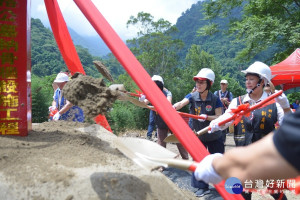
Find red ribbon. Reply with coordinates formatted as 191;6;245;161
44;0;85;75
230;103;251;125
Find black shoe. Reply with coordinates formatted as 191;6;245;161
195;188;210;197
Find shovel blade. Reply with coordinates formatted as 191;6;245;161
163;134;180;143
115;137;177;170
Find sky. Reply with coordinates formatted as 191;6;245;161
31;0;199;40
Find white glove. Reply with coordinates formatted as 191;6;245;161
139;94;146;102
198;114;208;122
275;92;290;109
49;106;56;112
209;122;222;133
209;119;231;133
53;112;61;121
194;153;223;184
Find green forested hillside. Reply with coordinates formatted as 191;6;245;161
173;1;246;83
173;1;281;81
30;0;298;129
69;28;111;57
31;18;100;78
31;18;65;76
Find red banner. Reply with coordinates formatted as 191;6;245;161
0;0;31;136
73;1;242;199
44;0;111;132
44;0;85;75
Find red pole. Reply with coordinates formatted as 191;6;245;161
44;0;112;132
44;0;85;75
73;0;243;199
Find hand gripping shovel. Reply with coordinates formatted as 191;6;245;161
165;90;284;143
109;84;151;109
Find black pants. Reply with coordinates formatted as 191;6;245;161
191;136;225;189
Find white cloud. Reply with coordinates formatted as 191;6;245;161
31;0;199;40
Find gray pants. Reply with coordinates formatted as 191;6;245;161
157;128;189;160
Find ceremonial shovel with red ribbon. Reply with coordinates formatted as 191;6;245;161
164;90;283;143
202;90;283;134
114;86;207;121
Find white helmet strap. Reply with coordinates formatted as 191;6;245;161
247;78;262;94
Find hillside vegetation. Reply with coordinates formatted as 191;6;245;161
31;0;299;131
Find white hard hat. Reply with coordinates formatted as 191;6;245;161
54;73;69;83
220;80;228;84
152;75;164;85
193;68;215;83
241;61;271;84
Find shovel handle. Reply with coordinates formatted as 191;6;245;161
196;126;210;136
126;92;141;97
177;112;206;120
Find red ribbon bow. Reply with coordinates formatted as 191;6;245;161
230;103;251;125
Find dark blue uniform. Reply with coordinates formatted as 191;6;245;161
234;95;278;146
185;91;224;190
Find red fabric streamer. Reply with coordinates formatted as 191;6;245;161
44;0;85;75
73;0;243;199
44;0;112;132
94;115;112;132
230;103;251;125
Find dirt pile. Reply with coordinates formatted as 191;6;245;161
0;121;197;200
63;74;118;118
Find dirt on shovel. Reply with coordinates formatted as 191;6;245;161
63;73;119;118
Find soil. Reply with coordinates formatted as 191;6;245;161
0;123;297;200
0;121;197;200
93;60;114;83
2;75;297;199
63;74;118;118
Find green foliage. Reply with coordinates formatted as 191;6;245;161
101;53;125;79
287;92;300;105
174;1;247;84
127;12;184;77
201;0;300;63
197;23;219;36
31;74;55;122
75;45;99;77
31;18;67;76
115;74;140;93
107;102;148;133
167;45;245;114
31;18;102;78
221;74;246;98
107;74;149;132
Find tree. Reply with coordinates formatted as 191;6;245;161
107;73;149;133
200;0;300;63
31;18;103;78
170;45;245;111
126;12;184;76
31;74;56;122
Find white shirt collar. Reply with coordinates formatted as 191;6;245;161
243;91;268;105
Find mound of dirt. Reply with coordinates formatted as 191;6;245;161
0;121;197;200
63;74;118;118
